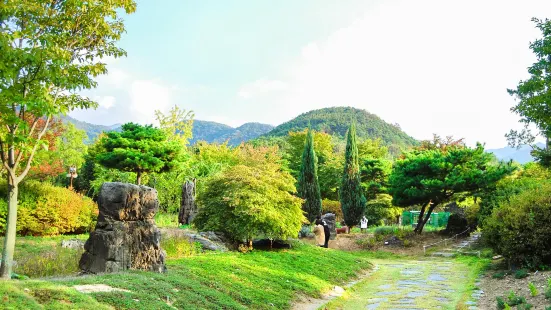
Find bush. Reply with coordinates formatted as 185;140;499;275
365;194;401;226
0;180;98;236
483;183;551;268
515;269;529;279
493;271;507;279
194;161;305;244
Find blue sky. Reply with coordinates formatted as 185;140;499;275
72;0;551;148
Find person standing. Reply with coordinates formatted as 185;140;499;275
317;216;331;248
313;220;325;247
360;216;368;233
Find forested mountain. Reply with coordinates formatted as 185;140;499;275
264;107;418;151
487;143;545;164
62;116;274;146
60;115;119;142
190;121;274;145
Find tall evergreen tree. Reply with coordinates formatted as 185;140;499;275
340;123;366;227
298;130;322;223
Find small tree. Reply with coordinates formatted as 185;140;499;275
389;144;513;233
97;123;184;185
298;130;322;223
339;123;366;227
0;0;135;279
194;149;305;247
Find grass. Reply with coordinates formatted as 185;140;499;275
154;212;180;228
0;234;88;278
1;241;373;309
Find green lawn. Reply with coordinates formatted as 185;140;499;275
1;241;372;309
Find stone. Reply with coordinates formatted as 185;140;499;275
321;213;336;240
161;228;228;252
178;180;197;225
79;182;166;274
61;239;85;250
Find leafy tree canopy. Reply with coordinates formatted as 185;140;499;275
0;0;135;279
97;123;184;185
194;147;305;245
389;144;514;232
507;18;551;166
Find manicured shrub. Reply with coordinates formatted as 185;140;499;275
0;180;98;236
483;183;551;268
161;235;202;259
493;271;507;279
515;269;529;279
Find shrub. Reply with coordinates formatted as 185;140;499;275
194;160;305;244
0;180;98;236
155;213;179;228
483;183;551;267
507;291;526;306
515;269;529;279
496;296;506;310
528;282;538;296
493;271;507;279
365;194;401;226
355;237;377;250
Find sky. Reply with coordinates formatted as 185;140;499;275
70;0;551;149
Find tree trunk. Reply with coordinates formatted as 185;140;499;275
414;203;427;233
417;203;438;233
0;180;18;280
136;171;142;185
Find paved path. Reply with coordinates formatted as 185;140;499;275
324;259;474;310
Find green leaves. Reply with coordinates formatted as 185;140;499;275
96;123;185;184
340;123;366;227
298;129;322;223
508;18;551;164
194;150;305;243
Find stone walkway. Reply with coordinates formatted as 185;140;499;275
431;233;481;258
324;259;474;309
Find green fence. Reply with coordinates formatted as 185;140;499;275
402;211;449;227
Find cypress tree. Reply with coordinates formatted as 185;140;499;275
340;123;366;227
298;129;322;223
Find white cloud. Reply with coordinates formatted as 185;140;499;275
129;79;174;123
103;68;129;88
270;0;551;148
238;79;288;99
96;96;116;109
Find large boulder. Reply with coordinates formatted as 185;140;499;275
79;182;166;274
179;180;197;225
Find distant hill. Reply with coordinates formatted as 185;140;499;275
61;116;274;146
191;121;274;146
60;115;119;142
263;107;418;151
487;143;545;164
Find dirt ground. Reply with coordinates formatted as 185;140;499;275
477;269;551;309
302;231;456;255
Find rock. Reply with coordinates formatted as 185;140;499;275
61;239;85;250
160;228;228;252
322;213;336;240
79;182;166;274
178;180;197;225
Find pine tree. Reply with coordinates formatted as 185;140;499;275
298;129;322;223
340;123;366;227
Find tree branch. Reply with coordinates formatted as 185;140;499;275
14;116;40;167
17;115;51;183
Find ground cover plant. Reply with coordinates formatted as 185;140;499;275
0;241;372;309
